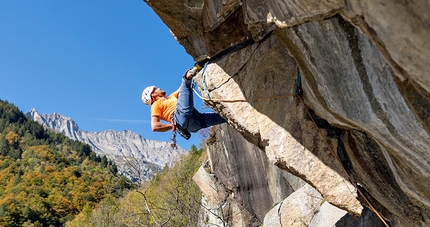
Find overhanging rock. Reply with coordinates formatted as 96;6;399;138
144;0;430;226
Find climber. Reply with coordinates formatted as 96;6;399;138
141;63;226;140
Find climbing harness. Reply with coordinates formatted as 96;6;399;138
191;65;389;227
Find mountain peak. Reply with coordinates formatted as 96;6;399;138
27;110;186;181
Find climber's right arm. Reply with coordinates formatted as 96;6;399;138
151;116;172;132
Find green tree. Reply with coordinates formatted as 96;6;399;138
68;145;207;226
0;100;133;226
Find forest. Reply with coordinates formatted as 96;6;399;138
67;145;206;226
0;99;207;226
0;100;133;226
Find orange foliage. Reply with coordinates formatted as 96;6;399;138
0;193;14;205
5;131;18;144
45;165;55;172
31;145;57;163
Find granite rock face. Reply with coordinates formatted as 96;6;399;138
145;0;430;226
196;124;385;226
193;124;301;226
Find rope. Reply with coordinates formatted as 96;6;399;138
200;62;211;100
199;93;295;103
193;66;300;103
192;67;389;227
295;70;302;96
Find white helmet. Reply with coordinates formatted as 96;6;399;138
142;86;155;105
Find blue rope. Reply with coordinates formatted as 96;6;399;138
192;62;211;100
295;70;301;96
200;62;211;100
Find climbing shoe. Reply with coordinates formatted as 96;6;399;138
176;127;191;140
190;63;203;77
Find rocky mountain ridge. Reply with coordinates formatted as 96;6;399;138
26;108;187;182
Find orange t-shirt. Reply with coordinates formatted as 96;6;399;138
150;91;179;123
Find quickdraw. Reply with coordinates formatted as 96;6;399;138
170;117;177;148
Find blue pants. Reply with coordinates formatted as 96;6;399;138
174;72;226;133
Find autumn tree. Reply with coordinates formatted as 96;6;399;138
0;100;133;226
68;144;207;226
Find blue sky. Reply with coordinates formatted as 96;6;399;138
0;1;208;150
